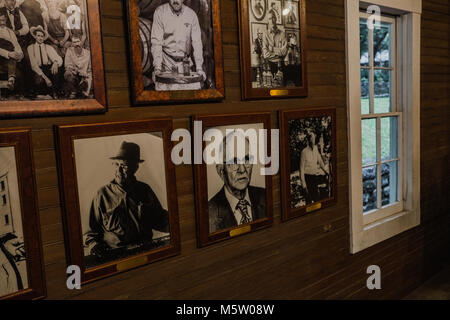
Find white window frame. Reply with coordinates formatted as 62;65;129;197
345;0;421;253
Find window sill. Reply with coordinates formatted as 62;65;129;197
351;208;420;254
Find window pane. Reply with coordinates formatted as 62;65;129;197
381;116;398;160
381;161;399;207
363;165;377;213
374;69;391;113
361;68;370;114
374;22;391;67
362;118;377;165
360;19;369;67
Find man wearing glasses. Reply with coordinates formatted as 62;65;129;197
208;132;266;233
84;141;169;264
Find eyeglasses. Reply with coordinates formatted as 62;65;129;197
224;156;254;172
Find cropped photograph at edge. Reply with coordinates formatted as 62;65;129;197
0;146;28;298
206;124;267;234
73;133;171;269
249;0;303;89
137;0;216;91
0;0;93;101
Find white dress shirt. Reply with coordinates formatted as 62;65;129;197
300;145;325;175
27;42;63;76
151;3;203;72
0;26;22;59
224;187;253;225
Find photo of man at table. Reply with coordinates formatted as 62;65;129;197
138;0;215;91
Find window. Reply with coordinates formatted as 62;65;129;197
0;180;4;191
4;214;9;226
346;0;421;253
2;195;6;205
360;13;403;224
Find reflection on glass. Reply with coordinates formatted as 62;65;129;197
374;22;391;67
381;116;398;161
362;118;377;165
363;165;377;213
360;18;369;66
381;161;398;207
374;69;391;113
361;68;369;114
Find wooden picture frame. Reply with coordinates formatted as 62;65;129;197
56;119;180;284
193;112;273;247
126;0;224;105
279;108;337;221
0;128;45;300
238;0;308;100
0;0;106;119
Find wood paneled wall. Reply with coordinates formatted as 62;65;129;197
1;0;448;299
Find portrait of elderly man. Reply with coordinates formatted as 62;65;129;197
27;25;62;99
83;141;169;265
208;132;266;233
262;9;287;81
150;0;205;91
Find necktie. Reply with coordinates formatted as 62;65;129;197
236;199;251;225
39;44;43;66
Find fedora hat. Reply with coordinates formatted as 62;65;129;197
30;25;48;41
110;141;144;163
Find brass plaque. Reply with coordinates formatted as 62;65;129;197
306;202;322;213
116;256;148;272
229;225;251;237
270;89;289;96
169;90;196;100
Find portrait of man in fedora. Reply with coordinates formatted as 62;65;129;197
27;25;63;99
84;141;169;265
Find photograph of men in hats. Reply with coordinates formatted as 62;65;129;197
0;0;93;100
74;134;170;268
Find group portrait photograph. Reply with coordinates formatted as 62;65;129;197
0;0;93;101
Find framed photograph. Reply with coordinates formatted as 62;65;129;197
0;0;106;118
0;128;45;300
250;0;266;21
193;113;273;247
126;0;224;104
238;0;307;99
283;0;299;28
268;0;282;25
279;108;337;220
56;119;180;284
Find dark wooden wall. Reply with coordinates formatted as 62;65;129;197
1;0;448;299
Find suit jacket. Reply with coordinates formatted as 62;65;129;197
208;186;266;233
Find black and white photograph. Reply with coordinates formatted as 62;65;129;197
193;113;273;247
250;0;266;21
135;0;216;92
0;146;28;298
288;115;333;209
248;0;303;89
283;0;298;28
268;0;282;25
206;124;267;234
0;0;93;101
74;133;171;269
